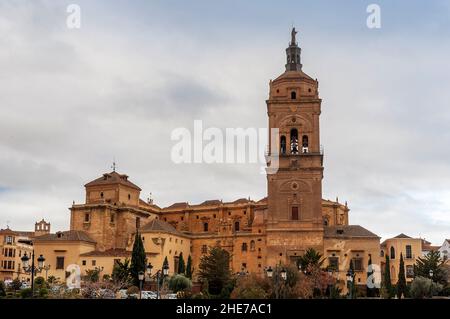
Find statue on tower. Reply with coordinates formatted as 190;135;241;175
291;27;297;45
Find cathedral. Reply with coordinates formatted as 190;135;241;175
29;29;380;293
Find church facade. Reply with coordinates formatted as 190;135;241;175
32;30;381;293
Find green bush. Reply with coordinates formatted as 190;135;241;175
410;276;443;299
34;276;48;289
38;288;49;298
20;288;33;299
0;280;6;297
169;274;192;293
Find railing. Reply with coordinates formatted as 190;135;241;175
265;144;324;157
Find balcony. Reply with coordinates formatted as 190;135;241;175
265;144;324;157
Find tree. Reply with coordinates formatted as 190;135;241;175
168;274;192;293
297;248;324;271
130;232;146;286
410;276;443;299
397;253;407;299
414;251;447;285
198;247;231;296
230;274;270;299
112;258;132;288
84;269;101;283
178;252;185;275
185;255;193;279
381;254;393;299
0;280;6;297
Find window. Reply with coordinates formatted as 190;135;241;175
100;192;104;198
352;258;363;271
290;128;299;154
128;194;131;200
201;245;207;254
241;243;248;252
234;221;240;232
213;214;216;218
5;236;13;244
56;257;65;270
302;135;309;153
323;217;329;226
390;247;396;259
291;207;299;220
203;223;208;232
280;135;286;154
92;260;96;266
406;245;412;259
291;91;297;99
406;265;414;278
380;250;385;257
250;240;255;251
84;213;90;222
110;213;115;223
82;260;86;266
181;216;184;221
328;257;339;270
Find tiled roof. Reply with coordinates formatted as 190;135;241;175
140;219;184;236
85;171;141;191
163;202;189;210
80;249;157;257
394;233;412;239
199;200;222;206
0;228;17;235
324;225;380;239
34;230;96;243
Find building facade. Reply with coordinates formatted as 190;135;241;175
20;30;383;294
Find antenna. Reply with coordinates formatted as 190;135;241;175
111;157;116;172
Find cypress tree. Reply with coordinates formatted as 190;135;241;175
178;252;186;275
186;255;193;279
130;231;146;286
397;253;407;299
382;254;393;299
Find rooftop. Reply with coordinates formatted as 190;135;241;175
85;171;141;191
324;225;380;239
34;230;96;244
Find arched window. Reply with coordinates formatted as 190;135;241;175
390;246;396;259
241;243;248;252
250;240;255;251
100;192;104;198
302;135;309;153
380;250;385;257
291;91;297;100
203;223;208;232
280;135;286;154
290;129;299;154
323;217;329;226
296;54;300;63
234;221;240;232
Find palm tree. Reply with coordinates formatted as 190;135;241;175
297;248;325;272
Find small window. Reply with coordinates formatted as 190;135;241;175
352;258;363;271
250;240;255;251
323;217;329;226
82;260;86;266
242;243;248;252
84;213;90;222
100;192;104;198
292;207;299;220
328;257;339;271
234;221;240;231
128;194;131;200
56;257;65;270
291;91;296;99
280;135;287;154
181;216;184;221
92;260;96;266
201;245;207;254
380;250;385;257
406;265;414;278
213;214;216;218
110;213;115;223
203;223;208;232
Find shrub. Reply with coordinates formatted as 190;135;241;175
410;276;443;299
126;285;140;295
0;280;6;297
38;288;49;298
34;276;48;289
230;274;269;299
20;288;33;299
168;274;192;293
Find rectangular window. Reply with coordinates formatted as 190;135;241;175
352;258;363;271
201;245;207;254
291;207;299;220
6;236;13;244
92;260;96;266
110;213;115;223
406;265;414;278
406;245;412;259
84;213;90;222
56;257;65;270
82;260;86;266
328;257;339;270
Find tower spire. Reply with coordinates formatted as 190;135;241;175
285;27;302;71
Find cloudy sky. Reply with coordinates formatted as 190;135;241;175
0;0;449;244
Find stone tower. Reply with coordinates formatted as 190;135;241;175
265;28;324;266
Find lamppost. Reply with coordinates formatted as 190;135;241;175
346;268;355;299
266;266;287;299
138;271;145;299
148;262;169;299
43;264;51;281
429;269;434;279
21;251;46;297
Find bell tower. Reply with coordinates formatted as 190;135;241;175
265;28;324;266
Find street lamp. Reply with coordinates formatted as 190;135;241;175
138;271;145;299
146;262;153;276
429;269;434;279
280;268;287;281
21;251;45;297
346;269;355;299
266;266;273;278
163;263;169;277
